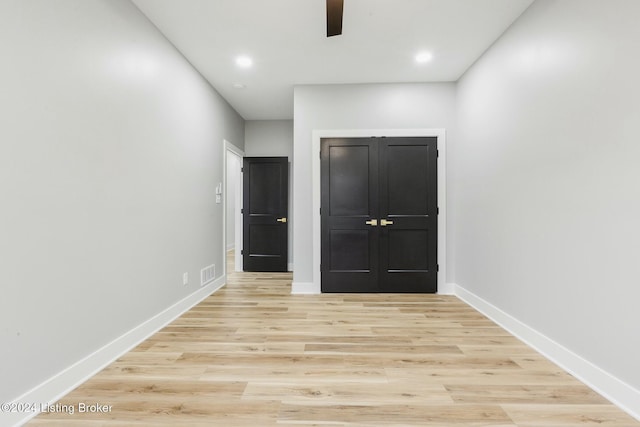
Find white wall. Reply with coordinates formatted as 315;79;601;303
0;0;244;403
454;0;640;394
245;120;294;269
245;120;294;158
293;83;456;286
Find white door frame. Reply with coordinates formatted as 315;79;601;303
223;139;245;274
310;128;447;294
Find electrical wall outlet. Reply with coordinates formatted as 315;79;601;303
183;272;188;286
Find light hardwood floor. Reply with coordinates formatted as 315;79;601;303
29;251;638;426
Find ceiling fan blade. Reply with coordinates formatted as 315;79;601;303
326;0;344;37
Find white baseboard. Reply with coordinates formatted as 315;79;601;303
454;283;640;422
438;282;455;295
291;281;319;294
4;276;227;427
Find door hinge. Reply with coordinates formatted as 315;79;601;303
437;149;439;158
437;264;440;272
437;207;439;215
241;250;244;255
241;167;244;173
319;207;322;215
241;208;244;214
319;151;322;158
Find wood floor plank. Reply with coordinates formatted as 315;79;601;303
199;365;389;383
386;367;583;386
445;384;608;405
242;381;454;405
457;344;535;356
27;251;639;426
502;404;640;426
145;341;306;354
303;343;463;355
278;403;513;425
70;379;247;397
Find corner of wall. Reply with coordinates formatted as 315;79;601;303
291;282;319;295
438;283;456;295
453;283;640;422
1;277;227;427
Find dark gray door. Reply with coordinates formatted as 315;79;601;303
321;137;437;293
378;137;438;292
320;138;379;292
242;157;288;272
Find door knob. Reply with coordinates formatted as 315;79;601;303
380;219;394;226
365;219;378;226
276;217;287;223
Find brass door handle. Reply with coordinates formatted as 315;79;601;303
365;219;378;226
276;217;287;223
380;219;394;226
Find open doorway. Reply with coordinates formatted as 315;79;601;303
224;140;244;275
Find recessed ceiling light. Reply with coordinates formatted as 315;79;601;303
232;83;246;89
415;51;433;64
235;55;253;68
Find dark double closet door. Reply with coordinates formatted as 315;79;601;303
321;137;438;293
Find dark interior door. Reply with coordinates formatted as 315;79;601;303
243;157;288;272
379;137;438;292
321;137;437;293
320;138;379;292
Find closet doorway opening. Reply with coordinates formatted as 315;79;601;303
224;140;244;274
